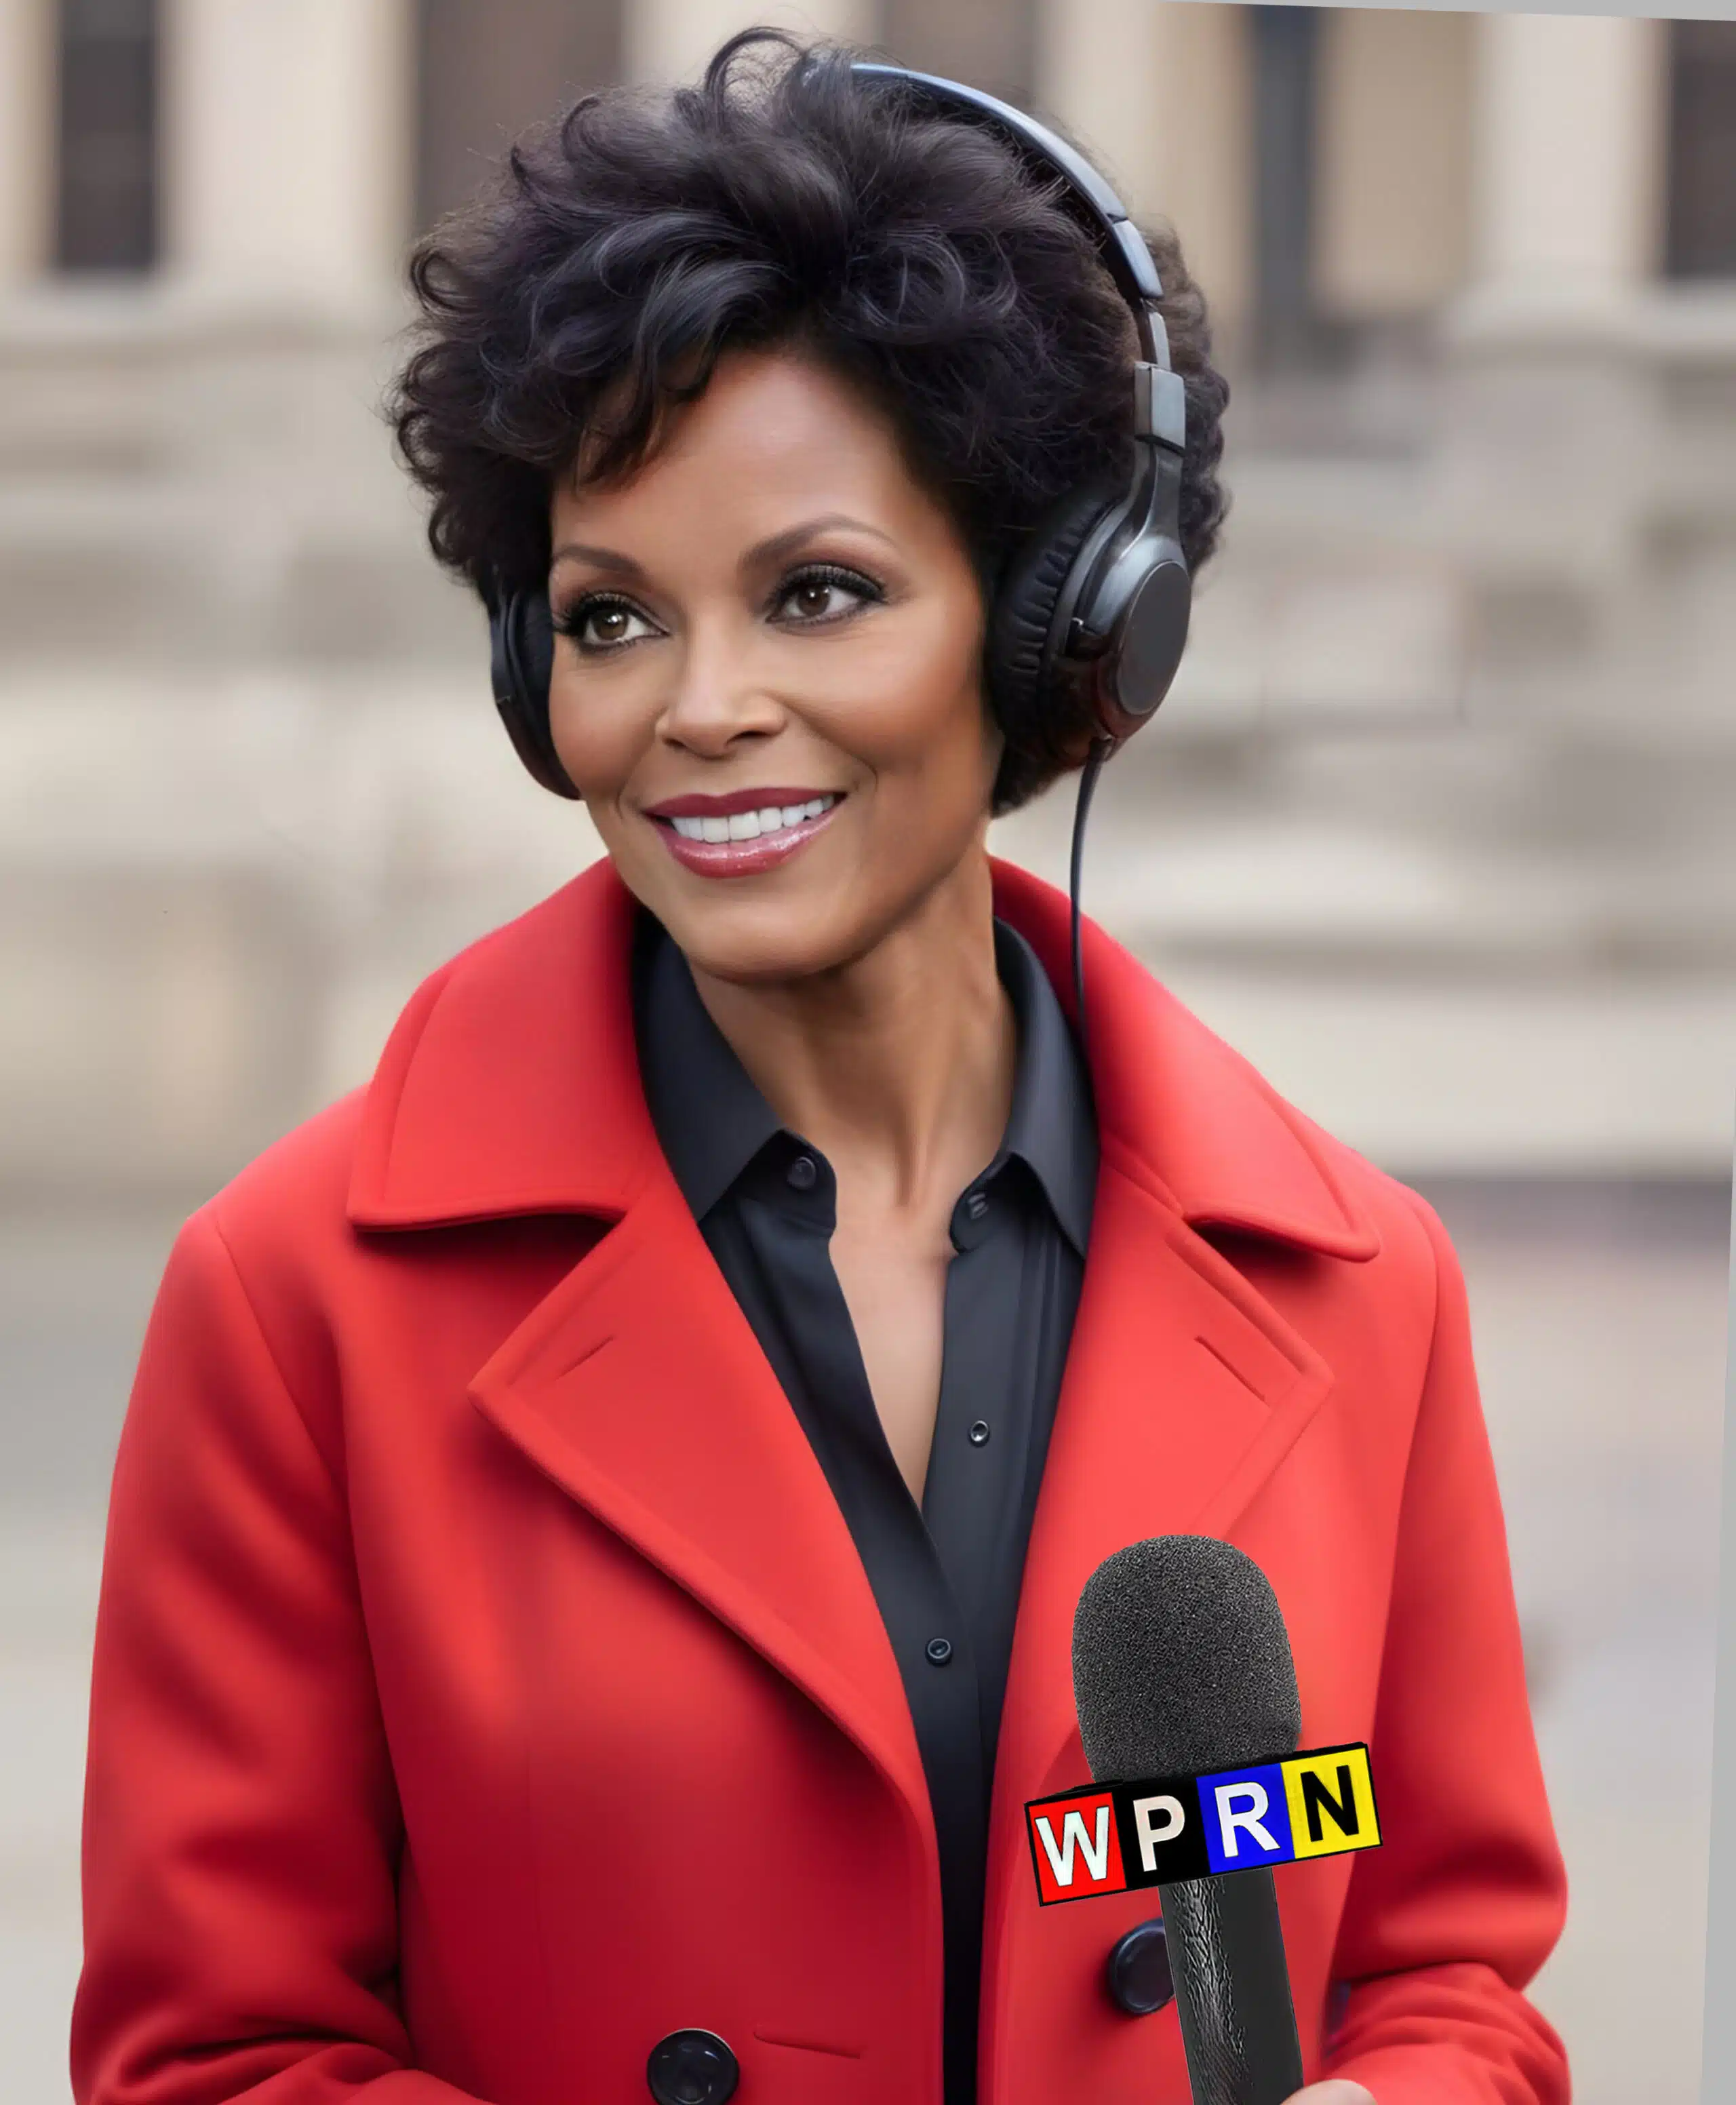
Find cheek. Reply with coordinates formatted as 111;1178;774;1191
547;673;647;799
832;601;993;782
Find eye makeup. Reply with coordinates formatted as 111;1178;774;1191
767;561;887;626
553;593;662;654
553;557;890;656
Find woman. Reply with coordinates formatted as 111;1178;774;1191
73;33;1567;2105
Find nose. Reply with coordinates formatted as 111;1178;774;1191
656;618;784;757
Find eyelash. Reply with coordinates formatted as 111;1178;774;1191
553;562;886;655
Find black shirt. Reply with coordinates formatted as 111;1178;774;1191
633;913;1097;2105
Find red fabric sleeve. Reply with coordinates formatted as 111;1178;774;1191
1320;1196;1570;2104
71;1209;488;2105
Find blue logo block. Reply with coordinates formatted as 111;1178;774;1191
1198;1762;1296;1874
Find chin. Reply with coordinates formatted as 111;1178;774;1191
671;905;882;987
610;817;987;987
622;868;867;985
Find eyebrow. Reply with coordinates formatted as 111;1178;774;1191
740;514;900;571
547;513;899;585
547;540;650;581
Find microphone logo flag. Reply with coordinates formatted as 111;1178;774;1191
1025;1742;1381;1904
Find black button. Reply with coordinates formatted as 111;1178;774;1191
968;1420;991;1446
786;1155;818;1192
1106;1918;1174;2017
925;1636;953;1666
646;2028;739;2105
965;1190;989;1220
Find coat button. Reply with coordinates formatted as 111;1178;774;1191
646;2028;739;2105
1106;1918;1174;2016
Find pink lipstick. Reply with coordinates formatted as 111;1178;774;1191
643;788;844;878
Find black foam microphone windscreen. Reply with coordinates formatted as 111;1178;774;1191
1073;1535;1302;1779
1072;1536;1306;2105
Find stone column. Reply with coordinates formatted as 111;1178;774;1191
1442;11;1668;591
0;0;52;288
1315;5;1474;325
161;0;414;305
625;0;871;86
1034;0;1252;340
1469;10;1665;324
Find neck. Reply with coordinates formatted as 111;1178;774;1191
690;850;1014;1219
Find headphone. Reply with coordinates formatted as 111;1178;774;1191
484;62;1191;805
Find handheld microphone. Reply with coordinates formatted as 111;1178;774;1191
1072;1536;1307;2105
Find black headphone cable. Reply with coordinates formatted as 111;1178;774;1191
1067;735;1113;1061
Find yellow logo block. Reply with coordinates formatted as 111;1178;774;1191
1282;1746;1381;1860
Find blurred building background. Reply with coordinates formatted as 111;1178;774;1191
0;3;1731;2102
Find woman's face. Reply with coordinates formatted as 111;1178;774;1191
546;346;1000;983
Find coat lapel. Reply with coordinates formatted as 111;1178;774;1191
989;1141;1338;1823
347;861;932;1841
465;1162;932;1831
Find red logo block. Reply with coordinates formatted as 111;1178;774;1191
1027;1790;1128;1904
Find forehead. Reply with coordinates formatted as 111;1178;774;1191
550;346;938;543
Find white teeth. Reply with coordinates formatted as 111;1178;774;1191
665;794;837;844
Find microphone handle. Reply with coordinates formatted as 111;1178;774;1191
1156;1868;1304;2105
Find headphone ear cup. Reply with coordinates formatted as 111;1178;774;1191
987;484;1119;751
488;587;581;800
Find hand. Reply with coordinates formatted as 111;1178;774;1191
1284;2086;1377;2104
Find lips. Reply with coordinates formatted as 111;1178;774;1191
646;791;844;878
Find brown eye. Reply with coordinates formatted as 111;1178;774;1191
559;597;658;652
772;566;881;626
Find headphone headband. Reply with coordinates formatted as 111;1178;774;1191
848;62;1169;370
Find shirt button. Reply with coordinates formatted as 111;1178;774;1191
968;1420;991;1446
965;1190;989;1221
925;1636;953;1666
786;1155;818;1192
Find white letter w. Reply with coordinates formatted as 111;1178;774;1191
1035;1805;1112;1887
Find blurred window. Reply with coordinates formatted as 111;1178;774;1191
1250;3;1322;370
54;0;158;273
1666;20;1736;279
877;0;1038;106
416;0;621;231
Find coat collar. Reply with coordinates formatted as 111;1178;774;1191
347;854;1379;1263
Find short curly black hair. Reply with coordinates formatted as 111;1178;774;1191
390;27;1229;811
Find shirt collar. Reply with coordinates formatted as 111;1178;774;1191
987;920;1097;1255
634;913;1097;1255
633;914;786;1223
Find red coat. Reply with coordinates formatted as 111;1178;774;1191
73;857;1568;2105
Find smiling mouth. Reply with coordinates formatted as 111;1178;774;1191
658;793;839;845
